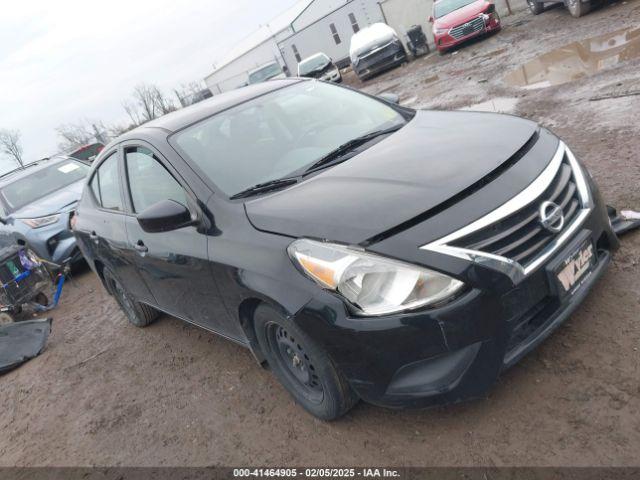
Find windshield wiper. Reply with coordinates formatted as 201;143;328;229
230;177;299;200
304;124;404;174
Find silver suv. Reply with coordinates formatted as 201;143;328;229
0;157;91;265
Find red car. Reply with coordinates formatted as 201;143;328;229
429;0;501;54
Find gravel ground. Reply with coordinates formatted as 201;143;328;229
1;3;639;467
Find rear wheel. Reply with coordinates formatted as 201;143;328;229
104;268;158;328
567;0;590;17
528;0;544;14
253;304;357;420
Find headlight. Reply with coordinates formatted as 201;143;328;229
435;28;449;35
288;239;464;316
20;214;60;229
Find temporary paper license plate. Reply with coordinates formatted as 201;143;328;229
554;240;596;296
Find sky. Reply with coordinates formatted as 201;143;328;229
0;0;301;171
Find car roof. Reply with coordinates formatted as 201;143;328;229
0;156;78;185
115;78;303;143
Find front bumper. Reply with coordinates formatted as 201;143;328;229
353;45;406;79
19;212;81;266
435;15;501;51
292;189;617;409
320;68;342;83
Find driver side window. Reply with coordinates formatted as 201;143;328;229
125;147;188;214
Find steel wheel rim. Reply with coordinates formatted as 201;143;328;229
267;324;324;404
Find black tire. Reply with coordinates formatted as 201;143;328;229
567;0;590;17
103;268;158;328
253;304;357;420
528;0;544;14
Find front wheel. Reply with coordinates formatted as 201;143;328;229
104;268;159;328
528;0;544;14
567;0;590;17
254;304;357;420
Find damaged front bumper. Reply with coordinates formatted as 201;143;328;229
291;190;618;409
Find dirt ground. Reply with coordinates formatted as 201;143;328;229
2;4;640;467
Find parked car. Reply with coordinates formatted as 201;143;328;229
349;23;407;81
429;0;501;54
0;157;91;266
527;0;592;17
68;142;104;162
248;61;287;85
298;53;342;83
74;79;618;420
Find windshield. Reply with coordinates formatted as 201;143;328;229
248;63;283;84
172;81;407;197
0;160;90;214
434;0;477;17
299;54;330;75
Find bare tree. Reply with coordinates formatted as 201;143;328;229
150;84;176;115
128;83;177;123
132;84;158;122
123;100;143;126
56;123;93;151
0;129;24;168
174;81;208;107
56;120;109;152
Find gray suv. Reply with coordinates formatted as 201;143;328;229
0;157;91;265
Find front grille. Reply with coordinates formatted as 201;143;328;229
451;152;583;268
449;16;485;40
360;41;401;63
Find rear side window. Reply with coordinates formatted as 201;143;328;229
90;154;123;211
125;147;188;214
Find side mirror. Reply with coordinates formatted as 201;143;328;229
137;199;196;233
428;16;434;23
378;92;400;105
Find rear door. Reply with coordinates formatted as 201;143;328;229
83;150;155;304
121;143;234;337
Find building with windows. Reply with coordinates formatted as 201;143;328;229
204;0;386;93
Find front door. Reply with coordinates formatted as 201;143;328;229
121;145;235;338
82;151;155;304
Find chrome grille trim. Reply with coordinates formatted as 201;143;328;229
449;16;485;40
420;142;592;283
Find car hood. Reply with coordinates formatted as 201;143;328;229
434;0;490;29
245;110;539;245
12;180;84;219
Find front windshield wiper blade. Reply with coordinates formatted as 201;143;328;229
230;177;299;200
304;125;404;174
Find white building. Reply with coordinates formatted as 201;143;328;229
277;0;385;71
204;0;386;93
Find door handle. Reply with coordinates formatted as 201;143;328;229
135;241;148;254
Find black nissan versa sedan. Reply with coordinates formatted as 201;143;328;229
73;79;618;420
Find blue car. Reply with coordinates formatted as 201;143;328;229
0;157;91;266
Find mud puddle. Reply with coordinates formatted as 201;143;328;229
504;26;640;89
